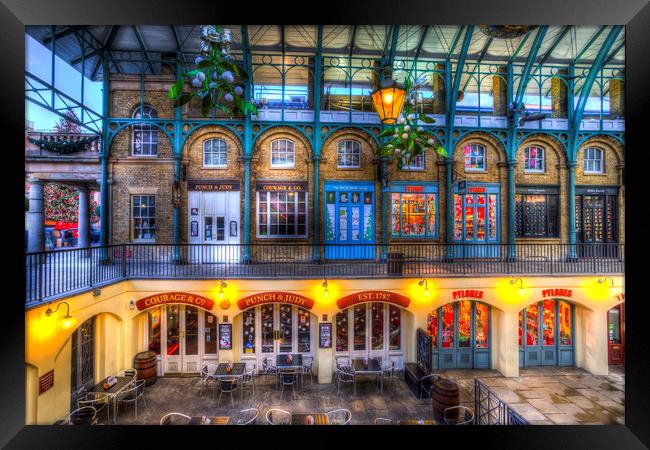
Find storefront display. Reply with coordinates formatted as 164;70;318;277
218;323;232;350
388;182;438;238
256;181;308;238
519;299;574;367
515;186;559;238
453;183;500;257
575;187;618;256
608;303;624;365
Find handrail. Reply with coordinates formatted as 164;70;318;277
474;378;529;425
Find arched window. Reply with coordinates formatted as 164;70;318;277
337;140;361;168
464;144;486;171
132;105;158;156
583;147;604;174
270;139;295;168
524;146;545;172
203;138;228;167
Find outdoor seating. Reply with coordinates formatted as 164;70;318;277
235;408;259;425
77;392;111;423
326;408;352;425
443;406;475;425
241;363;257;398
335;356;350;368
336;365;356;396
278;367;301;400
120;368;137;379
302;356;314;386
379;360;396;389
216;376;240;408
116;379;147;419
64;406;98;425
419;373;441;399
261;358;278;387
200;363;219;398
374;417;394;425
159;412;191;425
265;408;292;425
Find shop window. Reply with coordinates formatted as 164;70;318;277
270;139;295;168
131;195;155;241
337;140;361;168
353;304;367;351
515;193;559;237
608;307;621;344
583;147;604;174
464;144;486;171
475;302;489;349
371;303;385;350
279;304;293;353
185;307;199;356
441;303;454;348
524;146;545;173
559;301;572;346
204;313;217;354
542;300;555;346
242;310;255;354
391;192;437;237
427;310;438;349
257;190;308;238
526;303;538;346
148;307;161;354
132;105;158;156
401;152;425;171
298;308;311;353
261;305;274;353
167;305;180;356
335;311;348;352
518;310;523;347
389;305;401;351
203;138;228;167
458;300;471;348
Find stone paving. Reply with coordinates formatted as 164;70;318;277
107;366;624;425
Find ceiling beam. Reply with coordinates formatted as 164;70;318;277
42;26;79;45
171;25;182;52
447;26;474;120
132;25;156;74
447;25;465;59
514;26;549;108
348;25;357;61
91;25;120;80
460;36;493;92
573;25;607;64
535;25;571;70
602;40;625;66
508;32;532;64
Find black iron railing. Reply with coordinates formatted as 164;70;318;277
474;378;529;425
25;243;624;307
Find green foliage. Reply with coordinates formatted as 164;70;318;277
29;136;98;154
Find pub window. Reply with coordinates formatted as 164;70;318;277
515;193;559;238
242;310;256;354
337;140;361;168
389;305;401;350
335;311;348;352
297;308;311;353
464;144;486;171
257;190;308;238
204;313;217;355
203;138;228;167
270;139;295;168
131;195;156;241
583;147;604;174
391;192;437;237
426;309;438;349
132;105;158;156
353;304;367;351
401;152;425;171
524;146;545;173
371;303;385;350
147;307;161;354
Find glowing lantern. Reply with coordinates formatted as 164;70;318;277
371;75;407;124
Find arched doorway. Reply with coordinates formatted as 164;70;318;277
518;298;575;368
426;300;491;370
70;316;95;411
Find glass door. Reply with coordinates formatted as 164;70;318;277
520;299;574;367
437;301;491;370
161;305;215;373
252;304;312;368
608;304;624;365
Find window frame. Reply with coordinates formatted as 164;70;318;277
131;105;159;157
401;151;425;171
256;190;309;238
270;138;296;169
464;144;487;172
390;191;439;238
583;147;605;174
523;146;545;173
131;194;156;242
337;140;362;169
202;138;228;168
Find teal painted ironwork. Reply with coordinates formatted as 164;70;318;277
312;25;324;260
242;25;253;262
99;51;111;251
172;55;183;263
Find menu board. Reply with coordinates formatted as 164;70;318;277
218;323;232;350
416;328;432;374
319;322;332;348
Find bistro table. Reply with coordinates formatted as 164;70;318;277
351;358;383;393
291;413;330;425
276;354;303;390
89;376;136;423
188;415;230;425
213;363;246;399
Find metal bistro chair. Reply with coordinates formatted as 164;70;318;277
159;412;192;425
327;408;352;425
374;417;394;425
261;358;278;388
200;363;219;399
443;406;475;425
116;379;147;420
235;408;259;425
265;408;292;425
65;406;98;425
336;365;356;396
379;360;396;390
216;376;240;408
241;363;257;398
278;367;300;400
120;368;137;379
302;356;314;386
419;373;441;399
77;392;112;423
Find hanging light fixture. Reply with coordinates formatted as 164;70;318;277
371;69;407;124
217;280;230;309
418;277;430;297
510;277;526;296
45;302;77;331
598;276;618;296
322;278;329;300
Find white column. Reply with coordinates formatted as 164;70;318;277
77;185;90;249
27;178;45;253
582;309;609;375
494;309;520;377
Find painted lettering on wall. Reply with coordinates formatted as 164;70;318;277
405;185;424;192
135;292;215;311
542;289;573;298
237;292;315;310
337;291;410;310
188;180;240;191
452;289;484;300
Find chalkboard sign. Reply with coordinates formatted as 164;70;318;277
219;323;232;350
416;328;433;374
319;322;332;348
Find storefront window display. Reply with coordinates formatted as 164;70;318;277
298;308;311;353
458;300;471;347
353;304;367;351
336;311;348;352
242;310;255;354
427;309;438;349
520;299;575;367
475;302;489;349
389;183;438;238
389;305;401;350
204;312;217;354
441;303;454;348
371;303;384;350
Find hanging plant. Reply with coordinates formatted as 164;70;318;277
377;77;448;169
29;136;98;154
167;25;258;118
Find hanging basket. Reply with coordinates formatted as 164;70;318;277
478;25;538;39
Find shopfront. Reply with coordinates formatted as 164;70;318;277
140;292;219;374
187;180;241;263
388;182;439;240
608;301;624;365
518;292;575;368
453;182;500;257
575;186;619;257
426;292;491;370
324;181;375;259
334;291;408;368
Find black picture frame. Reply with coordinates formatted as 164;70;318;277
319;322;332;348
218;323;232;350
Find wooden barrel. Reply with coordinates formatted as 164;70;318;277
134;351;158;386
431;377;460;424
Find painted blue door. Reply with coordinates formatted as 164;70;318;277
453;183;500;258
436;301;491;370
324;181;375;260
520;299;575;368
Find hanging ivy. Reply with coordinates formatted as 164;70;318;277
29;136;98;154
168;25;258;118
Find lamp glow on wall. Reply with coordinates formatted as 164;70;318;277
371;69;407;124
418;277;431;298
322;278;329;300
598;276;619;297
218;280;230;309
45;302;77;331
510;277;526;297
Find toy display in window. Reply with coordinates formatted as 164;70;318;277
454;195;463;240
427;310;438;349
475;302;489;349
458;301;471;347
441;303;454;348
526;304;538;346
518;310;523;347
488;194;497;240
559;301;572;346
351;192;360;203
542;300;555;346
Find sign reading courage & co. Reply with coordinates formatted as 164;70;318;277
135;292;215;311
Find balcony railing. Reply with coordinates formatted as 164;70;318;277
24;243;624;307
474;378;529;425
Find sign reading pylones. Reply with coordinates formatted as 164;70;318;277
237;292;315;310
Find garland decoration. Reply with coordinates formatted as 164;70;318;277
29;136;98;154
168;25;258;118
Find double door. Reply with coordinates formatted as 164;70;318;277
188;190;240;263
518;299;574;368
453;184;500;258
575;193;618;257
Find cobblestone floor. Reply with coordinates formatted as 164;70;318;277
106;366;624;425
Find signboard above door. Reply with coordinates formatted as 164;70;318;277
188;180;240;191
135;292;215;311
236;291;315;310
336;290;410;310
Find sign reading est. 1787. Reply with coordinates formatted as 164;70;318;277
136;292;215;311
337;291;410;310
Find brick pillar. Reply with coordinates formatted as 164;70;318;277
551;68;569;118
27;178;44;253
609;73;624;119
77;185;90;249
492;65;508;116
432;63;446;114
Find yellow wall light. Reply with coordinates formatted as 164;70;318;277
45;302;77;331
